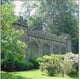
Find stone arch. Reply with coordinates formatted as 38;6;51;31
28;41;39;58
53;45;59;54
42;43;50;55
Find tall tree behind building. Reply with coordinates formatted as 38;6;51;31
19;0;79;53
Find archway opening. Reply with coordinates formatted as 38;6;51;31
42;44;50;55
53;45;59;54
61;47;66;54
28;42;38;58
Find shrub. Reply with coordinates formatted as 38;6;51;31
38;53;78;76
38;54;61;76
60;58;73;75
58;53;78;76
1;58;16;72
1;59;34;72
64;53;78;74
15;60;33;71
29;57;39;69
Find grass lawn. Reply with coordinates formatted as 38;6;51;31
1;69;78;79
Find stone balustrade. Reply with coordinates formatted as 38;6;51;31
27;29;65;43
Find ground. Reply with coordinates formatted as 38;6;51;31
1;69;78;79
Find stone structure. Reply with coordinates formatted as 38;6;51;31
13;18;72;60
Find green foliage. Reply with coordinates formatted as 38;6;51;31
27;16;43;30
38;0;78;53
60;58;73;75
15;60;33;71
1;60;34;71
1;4;27;71
22;0;78;53
38;53;78;76
1;0;11;4
1;57;16;71
64;53;78;73
1;29;26;62
60;53;78;75
29;57;39;69
1;4;16;31
38;54;61;76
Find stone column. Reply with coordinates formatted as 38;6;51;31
25;47;29;60
66;36;72;52
38;40;43;57
24;41;30;60
38;45;43;57
50;44;53;55
61;34;72;53
58;46;61;54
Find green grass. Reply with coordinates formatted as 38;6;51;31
1;70;78;79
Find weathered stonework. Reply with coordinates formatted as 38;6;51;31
13;20;72;60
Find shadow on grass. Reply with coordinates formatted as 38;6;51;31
1;73;32;79
42;72;79;79
42;73;59;77
68;72;79;79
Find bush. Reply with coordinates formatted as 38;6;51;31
59;53;78;76
38;53;78;76
1;58;34;72
64;53;78;74
15;60;33;71
60;58;73;75
1;58;16;72
38;54;61;76
29;57;39;69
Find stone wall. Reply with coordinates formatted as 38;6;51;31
13;23;72;60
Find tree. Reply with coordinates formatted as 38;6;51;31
28;16;43;30
1;4;27;71
21;0;78;53
19;1;43;30
1;0;11;4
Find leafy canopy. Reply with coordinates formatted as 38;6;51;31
21;0;78;53
1;4;27;63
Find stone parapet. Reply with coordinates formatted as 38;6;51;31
27;29;66;43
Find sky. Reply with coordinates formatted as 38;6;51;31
14;1;36;16
14;1;23;16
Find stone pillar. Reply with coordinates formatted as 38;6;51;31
38;45;43;57
58;46;61;54
61;34;72;53
37;40;43;57
50;44;53;55
66;36;72;52
24;41;30;60
25;48;29;60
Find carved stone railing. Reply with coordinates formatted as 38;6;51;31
27;29;66;43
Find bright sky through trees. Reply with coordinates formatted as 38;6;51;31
14;1;36;16
14;1;23;16
14;0;78;16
